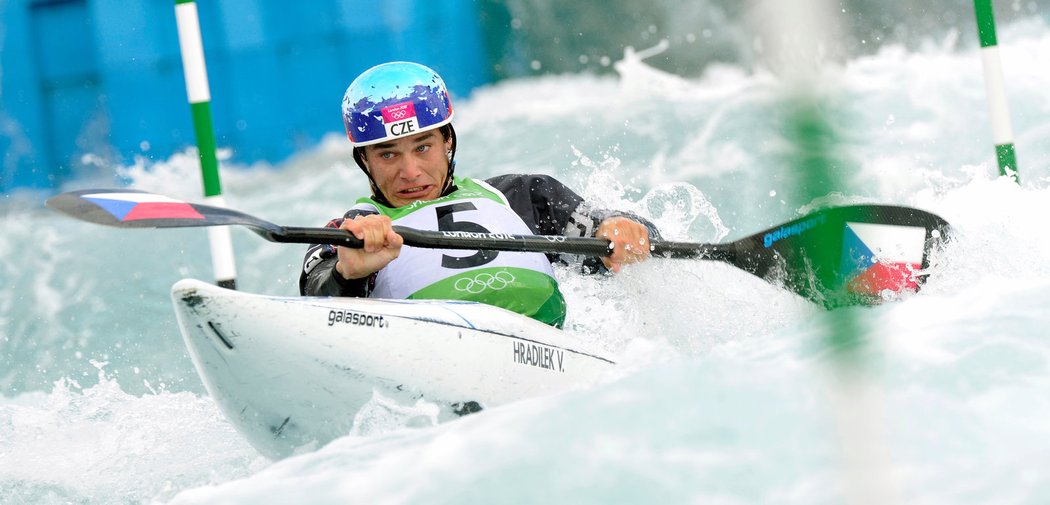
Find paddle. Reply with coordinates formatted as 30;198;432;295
46;189;950;307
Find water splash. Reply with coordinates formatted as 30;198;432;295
3;13;1050;505
0;364;264;503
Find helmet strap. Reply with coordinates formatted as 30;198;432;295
440;124;459;197
352;148;394;207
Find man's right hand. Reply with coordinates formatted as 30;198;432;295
334;214;404;280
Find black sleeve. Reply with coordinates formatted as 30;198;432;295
484;174;586;236
484;174;661;272
298;210;377;297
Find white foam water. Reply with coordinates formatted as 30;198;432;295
3;16;1050;505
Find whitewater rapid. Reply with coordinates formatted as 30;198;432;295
3;16;1050;505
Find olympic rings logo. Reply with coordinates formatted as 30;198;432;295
454;271;516;294
390;109;407;119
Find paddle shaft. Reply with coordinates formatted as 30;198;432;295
274;225;733;261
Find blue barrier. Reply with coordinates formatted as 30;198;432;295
1;0;492;193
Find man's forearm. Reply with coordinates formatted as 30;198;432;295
302;256;370;297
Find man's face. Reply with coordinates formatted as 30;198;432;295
361;130;453;207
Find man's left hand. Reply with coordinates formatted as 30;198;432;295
596;216;652;273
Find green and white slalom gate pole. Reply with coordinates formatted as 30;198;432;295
175;0;238;289
755;0;899;503
974;0;1020;182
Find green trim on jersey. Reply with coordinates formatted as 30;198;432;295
356;177;506;220
410;267;566;328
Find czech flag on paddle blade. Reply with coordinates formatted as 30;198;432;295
840;222;927;295
82;192;205;221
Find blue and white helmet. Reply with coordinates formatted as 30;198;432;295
342;62;455;147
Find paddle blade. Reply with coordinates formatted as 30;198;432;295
45;189;282;234
730;205;950;307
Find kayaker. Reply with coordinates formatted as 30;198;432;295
300;61;658;328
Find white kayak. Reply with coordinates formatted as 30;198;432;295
170;278;617;458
